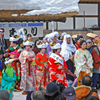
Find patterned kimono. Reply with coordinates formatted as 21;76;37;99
19;50;36;91
5;45;22;89
48;53;68;87
35;53;49;90
74;48;93;86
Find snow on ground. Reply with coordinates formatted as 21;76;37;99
0;0;79;16
13;91;26;100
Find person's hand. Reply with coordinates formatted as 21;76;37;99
74;75;77;79
14;58;18;61
28;58;32;61
44;63;48;69
72;55;74;58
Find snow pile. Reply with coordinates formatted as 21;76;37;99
0;0;79;16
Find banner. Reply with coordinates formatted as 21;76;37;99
0;22;43;39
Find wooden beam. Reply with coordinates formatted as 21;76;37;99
73;15;98;17
98;3;100;26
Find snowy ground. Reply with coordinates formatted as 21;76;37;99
13;90;100;100
13;91;26;100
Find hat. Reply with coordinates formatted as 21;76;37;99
87;33;98;38
9;35;20;42
77;35;83;40
61;32;67;39
86;39;92;43
36;41;47;48
62;87;76;100
93;37;100;44
49;31;59;39
4;58;15;64
50;43;61;49
46;82;60;96
72;34;78;39
23;40;33;46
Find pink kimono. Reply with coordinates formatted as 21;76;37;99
19;50;36;91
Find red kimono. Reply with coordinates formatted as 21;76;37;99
75;43;80;50
48;54;68;87
35;53;49;90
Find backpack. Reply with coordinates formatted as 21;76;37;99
79;90;93;100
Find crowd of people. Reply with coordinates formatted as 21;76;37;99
0;28;100;100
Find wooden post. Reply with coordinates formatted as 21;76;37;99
84;11;85;30
73;16;75;29
46;22;48;30
98;3;100;27
56;22;58;31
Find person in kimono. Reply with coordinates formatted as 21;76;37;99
1;58;16;99
19;40;36;95
91;37;100;88
48;43;75;87
74;40;93;86
47;31;61;56
60;34;76;86
35;41;49;90
4;35;22;91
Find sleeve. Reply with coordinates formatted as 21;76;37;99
91;49;100;63
74;50;86;68
35;54;44;68
2;72;15;82
19;52;26;64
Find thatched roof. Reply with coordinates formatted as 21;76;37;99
0;10;78;22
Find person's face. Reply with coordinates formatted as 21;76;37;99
40;48;46;54
20;43;24;48
28;36;32;40
25;45;31;51
0;34;3;38
66;38;71;44
81;42;86;49
52;36;57;42
87;42;92;48
97;41;100;50
10;41;14;47
56;48;61;54
6;63;12;67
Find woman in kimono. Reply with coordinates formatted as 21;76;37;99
74;40;93;86
19;40;36;95
49;43;75;87
35;41;49;90
60;34;76;86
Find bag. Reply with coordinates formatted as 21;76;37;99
79;90;93;100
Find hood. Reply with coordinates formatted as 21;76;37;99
74;85;91;99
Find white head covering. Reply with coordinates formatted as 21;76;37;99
9;36;20;42
5;58;15;64
60;34;76;61
37;43;47;48
50;43;61;49
23;41;33;46
49;31;59;39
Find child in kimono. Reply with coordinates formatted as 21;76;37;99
1;58;16;99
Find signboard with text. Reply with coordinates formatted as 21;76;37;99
0;22;43;39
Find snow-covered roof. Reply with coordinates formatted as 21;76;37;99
0;0;79;16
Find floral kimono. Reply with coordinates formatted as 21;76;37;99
5;45;22;89
74;48;93;86
19;50;36;91
48;53;68;87
35;53;49;90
